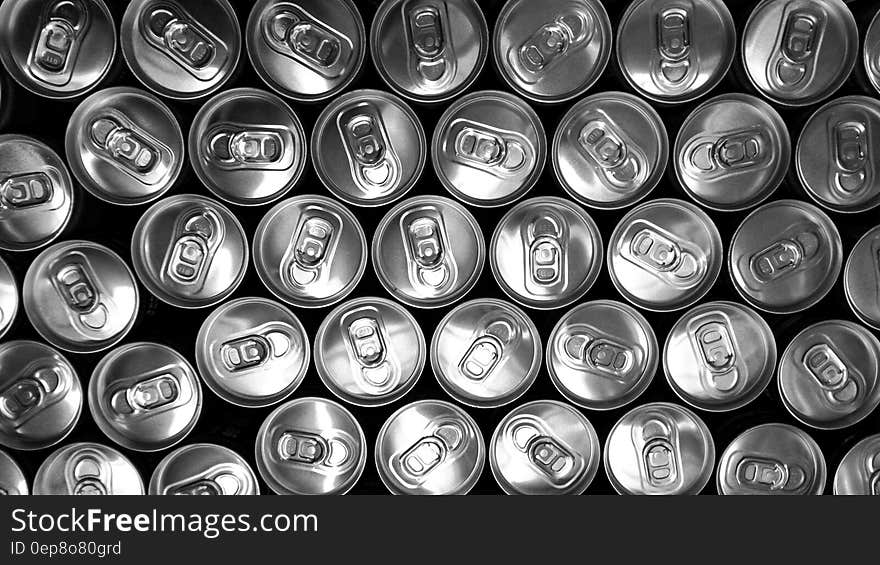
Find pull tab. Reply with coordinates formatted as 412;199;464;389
747;228;821;284
220;323;293;373
865;451;880;495
205;124;294;171
108;371;183;420
277;430;354;470
685;126;772;181
687;313;742;394
622;221;705;288
27;0;90;86
559;324;635;383
402;211;457;293
449;119;532;179
803;343;862;406
0;364;70;427
524;213;566;293
346;316;396;390
65;448;111;495
282;212;340;288
89;112;174;185
0;172;54;211
734;455;806;493
577;117;648;193
405;0;455;88
633;414;681;491
509;416;582;487
393;421;464;485
652;4;695;87
831;119;871;198
141;1;228;79
162;207;225;290
48;253;112;333
511;8;594;83
168;464;251;495
262;4;352;78
769;7;825;91
338;104;401;193
459;319;515;381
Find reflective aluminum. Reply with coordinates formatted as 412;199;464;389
33;442;144;495
833;434;880;495
0;255;18;339
150;443;260;495
844;225;880;330
0;449;28;495
865;8;880;95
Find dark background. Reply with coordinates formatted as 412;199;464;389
1;0;879;494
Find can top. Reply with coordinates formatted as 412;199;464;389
0;449;28;495
149;443;260;495
716;423;826;495
0;255;19;340
742;0;857;107
864;8;880;95
255;397;366;495
833;433;880;495
246;0;365;102
616;0;736;104
844;224;880;330
493;0;612;103
120;0;241;100
0;0;116;99
33;441;144;495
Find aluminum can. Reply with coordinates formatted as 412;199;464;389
604;402;715;495
664;301;776;412
489;400;600;495
33;442;144;495
489;196;602;310
246;0;365;102
864;8;880;95
0;0;116;99
66;87;184;206
0;134;74;252
89;342;202;452
728;199;841;314
253;195;366;308
796;95;880;213
0;340;81;451
844;224;880;330
0;450;28;495
255;397;366;495
120;0;241;100
370;0;488;104
0;255;18;339
833;434;880;495
432;90;545;207
716;423;825;495
431;298;541;408
149;443;260;495
314;297;425;407
742;0;857;107
553;91;668;210
195;297;310;408
493;0;611;103
372;195;484;308
547;300;658;411
131;194;248;309
312;89;425;207
607;198;722;311
375;399;484;495
23;240;138;354
674;93;789;211
778;320;880;430
189;87;307;206
616;0;736;104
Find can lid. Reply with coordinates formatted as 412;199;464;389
864;8;880;95
150;443;260;495
833;434;880;495
0;255;19;340
33;441;144;494
0;449;28;495
844;224;880;330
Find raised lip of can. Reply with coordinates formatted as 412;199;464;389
551;91;669;211
65;86;184;206
614;0;736;105
488;399;601;495
673;92;789;212
373;398;485;495
195;296;310;408
740;0;858;108
864;9;880;96
313;296;425;408
23;239;140;354
149;442;260;495
88;341;203;453
371;194;486;309
662;300;777;413
489;196;603;310
546;299;658;411
252;194;367;309
795;95;880;214
727;198;842;315
606;197;723;312
0;449;28;494
34;441;145;495
0;0;118;100
429;297;542;409
832;433;880;495
603;401;715;495
188;87;308;207
120;0;242;101
369;0;490;104
245;0;366;104
715;422;826;495
311;89;426;207
431;89;547;208
254;396;367;495
131;193;249;310
0;339;82;452
777;319;880;431
844;225;880;331
491;0;613;104
0;255;19;341
0;134;75;253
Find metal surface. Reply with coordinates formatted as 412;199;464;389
0;449;28;495
0;255;19;340
149;443;259;495
833;433;880;495
865;7;880;96
844;224;880;330
33;441;144;495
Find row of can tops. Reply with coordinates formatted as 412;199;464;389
2;0;880;107
1;399;878;495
